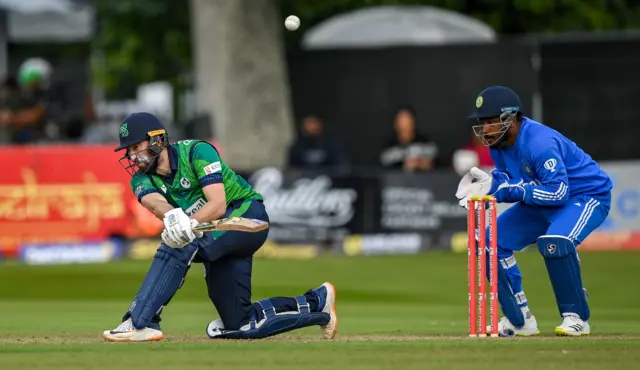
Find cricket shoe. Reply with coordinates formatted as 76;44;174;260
312;282;338;339
488;314;540;337
102;317;164;342
555;313;590;337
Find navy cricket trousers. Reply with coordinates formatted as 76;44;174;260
193;199;270;330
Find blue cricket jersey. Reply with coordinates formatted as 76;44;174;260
489;117;613;207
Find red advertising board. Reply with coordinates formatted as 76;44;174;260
0;145;163;257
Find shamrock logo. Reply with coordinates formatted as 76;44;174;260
119;123;129;138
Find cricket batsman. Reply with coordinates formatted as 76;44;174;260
455;86;613;337
103;112;338;342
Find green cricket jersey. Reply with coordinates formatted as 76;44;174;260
131;140;262;216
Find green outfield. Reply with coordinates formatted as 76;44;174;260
1;251;639;369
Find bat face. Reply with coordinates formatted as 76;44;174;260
193;217;269;233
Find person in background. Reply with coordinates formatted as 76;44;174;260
0;58;51;144
287;115;347;169
452;132;494;176
0;76;20;144
464;131;493;167
380;106;438;172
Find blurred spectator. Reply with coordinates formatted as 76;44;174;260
0;76;20;144
464;132;493;167
287;115;348;169
0;59;52;144
380;106;438;172
452;132;494;176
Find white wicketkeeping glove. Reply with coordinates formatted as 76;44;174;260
455;167;493;208
163;208;197;246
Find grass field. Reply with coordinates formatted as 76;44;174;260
1;251;640;369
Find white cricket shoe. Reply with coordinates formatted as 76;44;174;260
314;282;338;339
488;314;540;337
555;314;591;336
102;317;164;342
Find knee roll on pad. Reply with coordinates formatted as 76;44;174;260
487;254;525;328
129;244;198;329
206;295;330;339
537;236;590;321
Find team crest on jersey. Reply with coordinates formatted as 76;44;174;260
522;160;533;176
180;177;191;189
544;158;557;172
161;184;167;193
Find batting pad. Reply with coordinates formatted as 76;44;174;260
129;243;198;329
489;254;526;328
206;296;330;339
537;235;590;321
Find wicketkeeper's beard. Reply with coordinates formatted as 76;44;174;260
473;122;512;149
486;130;511;149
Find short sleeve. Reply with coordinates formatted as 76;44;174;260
191;142;223;187
131;174;158;203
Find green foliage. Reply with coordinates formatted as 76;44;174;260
90;0;191;98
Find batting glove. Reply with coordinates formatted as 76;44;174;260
163;208;197;245
161;229;188;248
191;218;203;238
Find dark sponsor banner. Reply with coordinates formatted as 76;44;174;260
247;167;369;244
242;167;467;249
378;172;467;248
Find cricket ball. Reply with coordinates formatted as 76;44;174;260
285;15;300;31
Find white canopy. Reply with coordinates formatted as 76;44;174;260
0;0;76;14
0;0;93;42
302;5;496;49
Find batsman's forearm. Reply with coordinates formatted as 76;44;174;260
191;201;226;223
142;197;175;220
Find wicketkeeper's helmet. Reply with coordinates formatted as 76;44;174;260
468;85;522;119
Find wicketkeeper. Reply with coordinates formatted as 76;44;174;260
103;112;337;342
456;86;613;336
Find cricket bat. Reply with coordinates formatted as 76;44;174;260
193;217;269;233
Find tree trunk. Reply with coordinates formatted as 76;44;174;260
190;0;294;171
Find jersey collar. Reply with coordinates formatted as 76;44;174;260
514;117;531;150
160;145;179;183
168;145;179;172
